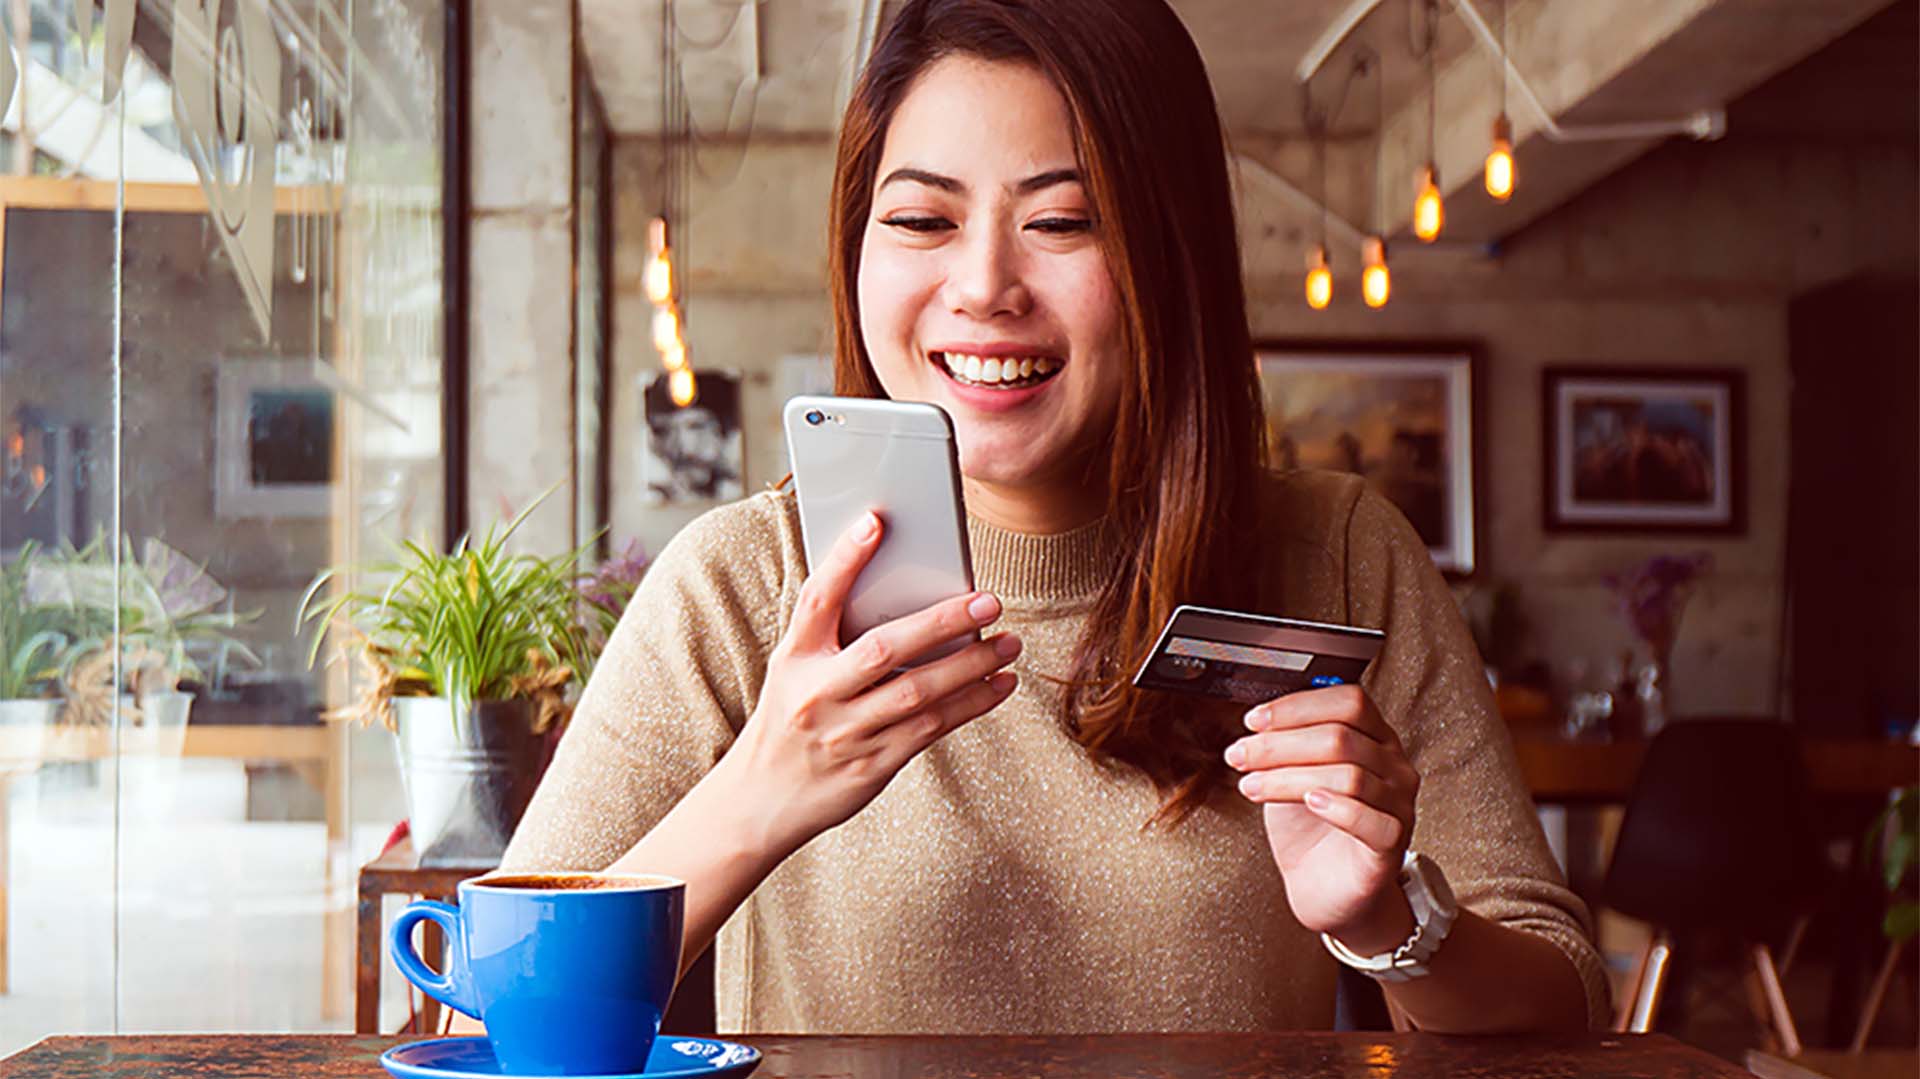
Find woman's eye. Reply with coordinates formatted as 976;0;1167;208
880;215;954;234
1027;217;1093;234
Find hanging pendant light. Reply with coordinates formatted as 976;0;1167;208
668;367;698;408
1413;165;1444;242
1411;0;1443;242
1485;114;1514;201
1305;245;1333;310
1484;0;1515;202
1362;236;1390;308
645;216;674;304
652;306;681;352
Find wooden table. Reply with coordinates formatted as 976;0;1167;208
0;722;346;1004
355;838;494;1035
1514;737;1918;804
1746;1048;1920;1079
0;1031;1759;1077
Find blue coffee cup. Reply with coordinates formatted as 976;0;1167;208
389;872;685;1076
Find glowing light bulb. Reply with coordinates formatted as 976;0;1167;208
1485;114;1514;202
1413;165;1443;242
669;367;698;408
660;339;688;372
652;307;680;352
647;216;669;255
644;248;673;305
1304;245;1332;310
1362;236;1390;308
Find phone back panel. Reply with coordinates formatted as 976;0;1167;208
783;396;975;656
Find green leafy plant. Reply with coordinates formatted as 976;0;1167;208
1;542;87;699
298;495;597;725
24;532;260;689
1866;785;1919;943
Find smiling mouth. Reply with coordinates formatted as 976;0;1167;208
931;350;1065;390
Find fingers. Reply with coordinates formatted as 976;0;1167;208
788;512;884;651
848;632;1023;738
1302;789;1405;853
870;670;1018;772
821;589;1005;697
1244;683;1399;749
1224;723;1411;787
1235;762;1403;813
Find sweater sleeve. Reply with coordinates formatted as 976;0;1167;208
1344;485;1612;1030
500;491;798;874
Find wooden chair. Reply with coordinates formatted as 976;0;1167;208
1603;720;1824;1056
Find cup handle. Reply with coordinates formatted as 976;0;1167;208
389;899;479;1019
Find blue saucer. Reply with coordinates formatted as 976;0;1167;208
380;1035;761;1079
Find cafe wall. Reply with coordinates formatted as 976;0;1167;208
592;8;1915;719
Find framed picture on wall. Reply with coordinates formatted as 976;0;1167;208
1256;344;1478;576
214;360;335;519
640;369;745;506
1543;367;1745;534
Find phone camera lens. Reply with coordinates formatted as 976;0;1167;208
804;409;825;426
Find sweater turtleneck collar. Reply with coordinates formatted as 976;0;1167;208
964;512;1125;606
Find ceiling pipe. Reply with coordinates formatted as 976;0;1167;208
1295;0;1726;144
1233;152;1499;258
1452;0;1724;142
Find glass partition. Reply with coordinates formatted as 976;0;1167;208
0;0;451;1049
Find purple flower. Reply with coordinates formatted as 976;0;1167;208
575;539;651;650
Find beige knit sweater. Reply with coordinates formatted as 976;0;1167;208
501;469;1609;1033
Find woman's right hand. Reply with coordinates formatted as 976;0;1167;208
718;511;1021;858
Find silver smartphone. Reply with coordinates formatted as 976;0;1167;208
784;395;977;664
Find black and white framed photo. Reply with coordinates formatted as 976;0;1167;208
214;360;334;519
1543;367;1745;534
640;370;744;505
1257;344;1478;575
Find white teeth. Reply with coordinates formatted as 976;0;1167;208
935;352;1065;388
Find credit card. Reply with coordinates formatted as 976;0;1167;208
1131;604;1385;706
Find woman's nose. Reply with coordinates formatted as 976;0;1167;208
943;225;1030;319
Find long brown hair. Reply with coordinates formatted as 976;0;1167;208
827;0;1268;825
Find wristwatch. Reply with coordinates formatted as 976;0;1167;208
1320;851;1458;982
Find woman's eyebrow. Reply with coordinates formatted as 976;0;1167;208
1013;168;1081;195
879;167;965;193
876;167;1083;196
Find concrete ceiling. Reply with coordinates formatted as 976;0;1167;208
579;0;1906;241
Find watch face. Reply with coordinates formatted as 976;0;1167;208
1407;853;1458;914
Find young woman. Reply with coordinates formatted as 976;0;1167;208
503;0;1606;1034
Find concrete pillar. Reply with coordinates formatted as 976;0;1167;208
467;0;576;553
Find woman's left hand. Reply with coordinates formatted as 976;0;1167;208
1225;684;1421;951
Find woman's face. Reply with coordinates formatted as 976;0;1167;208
858;55;1125;510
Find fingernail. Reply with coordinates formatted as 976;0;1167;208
1223;741;1246;768
968;593;1001;624
1237;774;1258;798
1305;789;1331;811
994;634;1022;660
856;513;880;541
1243;708;1263;731
990;671;1017;693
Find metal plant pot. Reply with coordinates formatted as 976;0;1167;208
391;697;547;868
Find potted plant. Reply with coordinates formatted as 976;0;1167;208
0;542;85;768
299;497;612;867
1854;785;1918;1049
30;534;259;742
